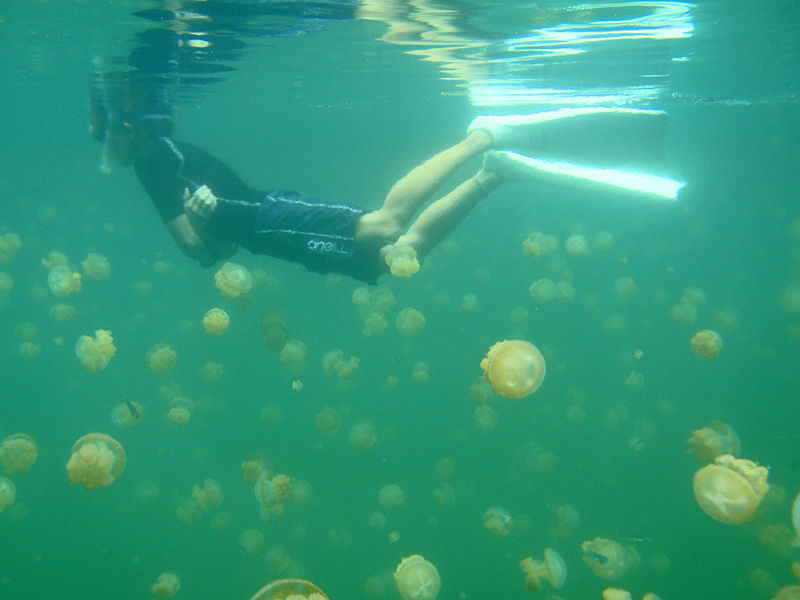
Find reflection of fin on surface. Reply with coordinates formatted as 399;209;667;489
483;149;685;201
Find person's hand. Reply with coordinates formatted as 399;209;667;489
184;185;219;220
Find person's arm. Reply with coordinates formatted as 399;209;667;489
165;213;237;267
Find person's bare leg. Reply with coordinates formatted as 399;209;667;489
356;130;493;240
389;167;503;261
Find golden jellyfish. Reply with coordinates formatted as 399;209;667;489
238;528;265;554
249;579;330;600
693;454;769;524
348;420;377;451
564;233;589;257
167;396;195;424
151;572;180;600
16;341;41;359
0;272;12;296
774;587;800;600
271;474;293;504
378;483;406;510
192;478;224;511
0;433;38;475
473;404;498;432
362;311;388;337
75;329;116;372
614;276;638;298
50;303;77;322
146;343;178;375
687;421;740;462
593;230;615;251
0;233;22;263
314;406;341;435
352;286;371;306
483;506;513;536
411;362;430;382
435;458;456;480
529;278;558;303
394;555;440;600
385;245;420;277
41;250;68;270
480;340;546;399
111;401;144;428
522;231;558;257
265;544;293;573
66;433;126;489
203;308;230;334
280;339;307;369
520;547;567;590
291;479;312;504
202;362;224;383
47;264;82;297
396;307;426;336
601;589;632;600
792;490;800;547
0;477;16;514
322;349;360;380
214;261;252;297
241;453;273;485
81;252;111;280
261;307;289;351
581;538;639;580
460;294;480;311
691;329;722;359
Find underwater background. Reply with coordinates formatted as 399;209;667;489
1;1;799;599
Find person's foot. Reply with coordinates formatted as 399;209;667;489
481;150;542;183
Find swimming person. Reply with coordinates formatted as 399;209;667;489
91;81;679;284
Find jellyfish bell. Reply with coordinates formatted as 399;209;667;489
151;572;180;600
601;589;632;600
145;343;178;375
690;329;723;359
214;261;252;297
394;555;441;600
581;538;638;580
239;528;265;555
519;547;566;590
483;506;513;537
687;421;741;463
385;245;420;277
0;476;17;514
249;579;330;600
47;264;82;297
81;252;111;280
66;433;126;489
693;454;769;524
395;307;426;336
242;453;273;485
75;329;116;372
111;401;144;428
378;484;406;510
203;308;230;334
480;340;545;399
0;433;38;475
348;421;377;451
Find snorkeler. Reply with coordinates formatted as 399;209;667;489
91;82;681;283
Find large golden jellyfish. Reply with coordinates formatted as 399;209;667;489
261;308;289;351
0;476;17;514
145;343;178;375
687;421;740;462
690;329;722;359
66;433;126;489
81;252;111;280
581;538;639;580
385;245;420;277
0;433;39;475
480;340;545;399
214;261;253;297
520;547;566;591
693;454;769;524
203;308;230;334
248;579;330;600
151;572;180;600
75;329;116;372
394;555;441;600
47;264;82;297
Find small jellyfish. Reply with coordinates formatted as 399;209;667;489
693;454;770;524
261;308;289;351
66;433;126;489
394;555;440;600
280;339;307;369
593;231;615;251
75;329;116;372
520;547;567;590
691;329;722;359
483;506;513;536
352;286;371;306
460;294;480;312
396;308;426;336
378;483;406;510
191;478;224;511
50;303;77;322
0;272;12;296
145;343;178;375
238;528;265;554
314;406;341;435
614;276;637;298
529;278;558;303
348;420;377;451
203;308;230;334
602;589;632;600
385;245;420;277
214;261;252;297
322;349;360;380
241;453;273;485
81;253;111;280
473;404;498;432
111;402;144;428
202;362;224;384
581;538;639;580
291;479;312;504
522;231;558;257
480;340;546;399
411;362;430;382
687;421;740;462
0;477;16;514
0;233;22;263
792;490;800;547
0;433;38;475
564;233;589;257
47;264;82;297
773;586;800;600
151;572;180;600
